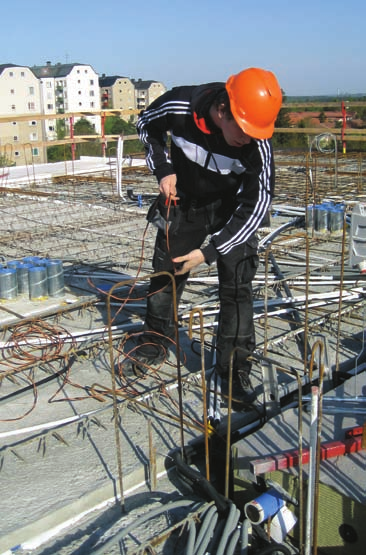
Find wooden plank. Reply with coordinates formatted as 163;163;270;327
0;109;139;124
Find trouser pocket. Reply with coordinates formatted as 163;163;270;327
147;195;182;235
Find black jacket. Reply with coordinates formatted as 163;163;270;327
137;82;275;264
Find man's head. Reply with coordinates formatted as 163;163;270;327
211;95;253;147
225;67;282;140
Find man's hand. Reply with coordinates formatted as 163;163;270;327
172;249;205;275
159;175;179;200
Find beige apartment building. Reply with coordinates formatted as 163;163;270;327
99;76;166;119
99;75;135;121
0;63;46;165
132;79;167;111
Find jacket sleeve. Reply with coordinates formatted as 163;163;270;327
201;139;274;264
136;89;184;182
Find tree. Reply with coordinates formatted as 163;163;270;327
0;153;14;167
104;115;136;136
104;116;143;156
56;119;66;140
47;144;72;162
318;110;326;123
273;90;294;147
74;117;96;135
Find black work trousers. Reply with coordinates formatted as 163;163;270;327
141;196;259;377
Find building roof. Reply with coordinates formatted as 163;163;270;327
0;63;30;76
132;79;159;89
99;75;130;87
32;62;95;79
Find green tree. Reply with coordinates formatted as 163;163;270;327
74;117;99;157
47;144;72;162
74;117;96;135
104;115;136;136
56;119;66;140
357;107;366;124
0;153;14;167
318;110;326;123
104;116;143;156
273;90;295;148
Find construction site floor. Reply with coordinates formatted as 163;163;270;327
1;153;366;553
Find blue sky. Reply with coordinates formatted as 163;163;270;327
2;0;366;96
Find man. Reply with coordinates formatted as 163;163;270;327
123;67;282;403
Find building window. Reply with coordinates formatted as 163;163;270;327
29;120;37;126
48;125;55;131
90;101;95;108
12;121;17;126
78;102;82;106
77;80;81;84
46;81;52;88
90;79;94;85
78;90;82;95
9;71;14;77
77;69;80;74
14;151;20;157
11;105;16;111
13;135;19;142
32;148;39;156
10;89;15;94
89;90;94;96
28;102;36;111
29;86;35;95
47;104;54;110
21;71;25;77
30;132;38;141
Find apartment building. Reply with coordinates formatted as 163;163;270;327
99;76;166;120
132;79;167;111
99;75;135;121
32;62;101;137
0;62;166;166
0;63;46;165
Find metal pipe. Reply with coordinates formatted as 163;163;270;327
225;347;236;498
188;308;210;481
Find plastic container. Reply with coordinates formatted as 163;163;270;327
244;488;285;524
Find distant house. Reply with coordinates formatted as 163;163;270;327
0;63;45;165
132;79;166;111
289;111;354;128
99;75;135;121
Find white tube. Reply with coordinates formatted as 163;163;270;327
116;135;124;198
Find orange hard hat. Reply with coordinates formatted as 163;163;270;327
226;68;282;139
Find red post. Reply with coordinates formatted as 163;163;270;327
69;116;76;161
341;101;347;154
101;112;106;158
